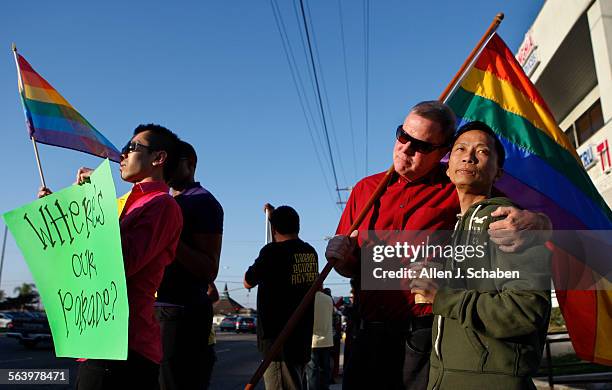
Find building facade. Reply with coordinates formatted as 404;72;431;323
516;0;612;207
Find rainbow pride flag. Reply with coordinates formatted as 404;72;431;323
15;52;121;162
447;33;612;365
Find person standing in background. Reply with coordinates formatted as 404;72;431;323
156;140;224;390
244;205;318;390
306;287;334;390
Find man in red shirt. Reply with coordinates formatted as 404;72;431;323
68;124;182;389
325;101;550;390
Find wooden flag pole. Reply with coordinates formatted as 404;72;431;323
439;12;504;103
12;43;47;188
244;13;504;390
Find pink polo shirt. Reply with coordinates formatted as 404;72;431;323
119;181;182;363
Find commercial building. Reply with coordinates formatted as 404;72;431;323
516;0;612;207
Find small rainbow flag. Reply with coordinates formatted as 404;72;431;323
14;50;121;162
447;33;612;365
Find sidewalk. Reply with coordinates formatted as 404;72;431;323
534;373;612;390
328;339;611;389
330;378;610;390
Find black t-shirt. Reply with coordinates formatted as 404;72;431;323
245;238;319;363
157;182;224;306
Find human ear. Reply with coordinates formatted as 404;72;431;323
153;151;168;166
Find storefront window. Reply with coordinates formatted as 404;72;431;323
576;100;604;145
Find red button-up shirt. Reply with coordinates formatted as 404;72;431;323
120;181;182;363
336;165;459;322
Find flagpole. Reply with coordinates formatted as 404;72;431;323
265;209;271;244
30;138;47;188
12;43;47;188
244;13;505;390
0;225;8;293
440;12;504;103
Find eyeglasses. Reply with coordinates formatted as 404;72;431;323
395;125;448;154
121;141;156;155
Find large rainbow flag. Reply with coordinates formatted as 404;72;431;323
14;51;121;162
447;33;612;365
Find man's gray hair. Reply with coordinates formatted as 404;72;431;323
410;101;457;143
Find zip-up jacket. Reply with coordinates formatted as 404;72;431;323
428;197;551;390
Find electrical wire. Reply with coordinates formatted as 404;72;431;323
338;0;358;180
269;0;338;207
303;0;349;193
297;0;343;206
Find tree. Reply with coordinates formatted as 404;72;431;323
12;283;39;310
0;289;5;301
14;283;35;296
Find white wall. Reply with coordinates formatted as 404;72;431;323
588;0;612;123
528;0;594;82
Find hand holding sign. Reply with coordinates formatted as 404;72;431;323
3;160;128;359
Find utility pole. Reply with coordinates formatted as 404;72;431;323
336;187;353;207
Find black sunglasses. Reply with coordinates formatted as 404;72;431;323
121;141;156;155
395;125;448;154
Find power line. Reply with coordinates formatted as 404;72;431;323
303;0;349;193
297;0;343;206
364;0;370;175
289;0;335;183
337;0;358;180
269;0;338;207
291;0;319;122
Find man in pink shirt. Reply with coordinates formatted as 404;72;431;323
41;124;183;389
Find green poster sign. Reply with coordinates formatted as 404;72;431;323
3;160;128;359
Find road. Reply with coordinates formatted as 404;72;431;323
0;335;77;389
0;332;264;390
5;332;609;390
210;332;264;390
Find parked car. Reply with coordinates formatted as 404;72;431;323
219;316;238;332
236;316;256;333
0;312;14;329
6;311;52;348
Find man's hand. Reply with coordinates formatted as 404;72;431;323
75;167;94;184
37;186;52;198
408;262;439;304
488;207;552;253
264;203;275;215
325;230;358;277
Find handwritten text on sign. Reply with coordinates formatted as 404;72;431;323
2;160;128;359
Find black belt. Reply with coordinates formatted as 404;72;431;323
360;315;433;333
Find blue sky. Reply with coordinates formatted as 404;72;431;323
0;0;543;306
